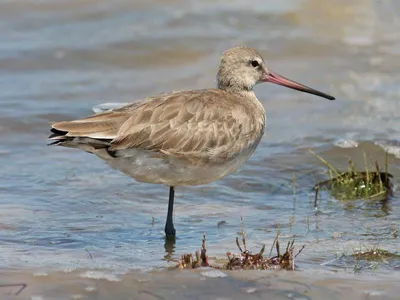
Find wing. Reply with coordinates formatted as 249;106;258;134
51;89;264;163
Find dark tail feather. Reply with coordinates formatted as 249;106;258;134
48;127;113;156
49;128;67;137
47;128;68;146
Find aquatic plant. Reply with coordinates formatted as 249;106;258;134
177;220;304;271
350;244;399;273
311;150;393;205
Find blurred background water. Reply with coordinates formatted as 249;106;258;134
0;0;399;298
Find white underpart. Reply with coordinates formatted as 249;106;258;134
92;103;129;113
101;138;262;186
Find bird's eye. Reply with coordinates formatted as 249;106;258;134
251;60;259;68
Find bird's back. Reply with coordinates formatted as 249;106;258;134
50;88;266;165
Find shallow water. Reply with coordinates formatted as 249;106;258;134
0;0;399;298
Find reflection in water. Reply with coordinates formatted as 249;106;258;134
164;236;176;261
363;198;392;217
340;198;392;217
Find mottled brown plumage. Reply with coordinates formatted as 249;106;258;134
51;89;265;165
49;46;334;237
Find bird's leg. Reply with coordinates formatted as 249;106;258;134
165;186;176;239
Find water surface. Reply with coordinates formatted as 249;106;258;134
0;0;399;298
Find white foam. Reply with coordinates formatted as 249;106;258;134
364;290;385;296
201;270;228;278
85;286;97;292
343;35;374;47
334;139;359;148
33;271;48;277
79;271;121;282
246;287;257;293
376;142;400;159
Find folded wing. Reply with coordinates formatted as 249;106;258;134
50;90;261;163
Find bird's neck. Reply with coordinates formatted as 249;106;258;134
218;86;258;102
216;78;265;116
217;80;253;93
236;90;258;100
217;71;254;93
238;90;266;117
217;82;253;93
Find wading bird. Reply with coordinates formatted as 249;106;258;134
49;47;335;238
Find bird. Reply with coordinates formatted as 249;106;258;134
48;46;335;239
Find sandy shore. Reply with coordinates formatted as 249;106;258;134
1;267;399;300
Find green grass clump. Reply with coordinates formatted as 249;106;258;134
311;150;393;205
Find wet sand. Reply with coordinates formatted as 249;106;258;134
1;267;400;300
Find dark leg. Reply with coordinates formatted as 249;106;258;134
165;186;176;238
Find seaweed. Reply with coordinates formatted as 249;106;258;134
177;233;209;269
177;226;304;271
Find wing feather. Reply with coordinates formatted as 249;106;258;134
50;89;265;163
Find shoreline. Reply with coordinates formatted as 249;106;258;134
1;266;399;299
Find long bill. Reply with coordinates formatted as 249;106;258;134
263;70;335;100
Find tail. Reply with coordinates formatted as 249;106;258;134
48;127;115;158
48;111;129;159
